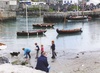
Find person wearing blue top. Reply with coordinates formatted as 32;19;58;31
22;48;31;59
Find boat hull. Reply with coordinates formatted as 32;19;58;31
56;28;82;34
32;23;54;28
17;30;46;36
66;16;88;20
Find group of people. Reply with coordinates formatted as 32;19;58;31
22;40;57;73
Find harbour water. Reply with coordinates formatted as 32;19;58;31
0;17;100;53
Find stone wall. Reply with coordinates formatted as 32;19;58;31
0;10;16;21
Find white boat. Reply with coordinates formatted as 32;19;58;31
67;0;88;21
0;43;7;50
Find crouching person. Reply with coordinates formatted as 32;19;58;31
35;51;50;73
22;48;31;59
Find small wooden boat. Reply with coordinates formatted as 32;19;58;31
66;15;88;20
56;28;82;34
0;43;7;50
17;30;47;36
32;23;54;28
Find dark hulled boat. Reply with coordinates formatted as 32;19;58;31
32;23;54;28
66;16;88;20
17;30;46;36
17;4;47;36
56;28;82;34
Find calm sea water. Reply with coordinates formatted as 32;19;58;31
0;17;100;53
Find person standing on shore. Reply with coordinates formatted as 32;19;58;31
22;48;31;59
35;43;40;59
51;40;57;59
35;51;50;73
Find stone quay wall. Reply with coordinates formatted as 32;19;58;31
0;11;16;22
43;11;100;22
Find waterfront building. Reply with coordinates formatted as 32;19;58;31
31;2;46;5
0;0;17;11
0;0;17;21
63;0;72;5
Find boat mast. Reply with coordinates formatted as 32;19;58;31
63;14;66;29
77;0;79;16
39;0;41;18
82;0;84;17
26;4;29;36
38;0;41;26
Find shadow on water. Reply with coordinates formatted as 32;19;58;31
17;34;46;39
56;33;82;39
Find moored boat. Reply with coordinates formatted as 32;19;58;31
66;15;88;20
0;43;7;50
32;23;54;28
17;4;47;36
56;28;82;34
17;30;46;36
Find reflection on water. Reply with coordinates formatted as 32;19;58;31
0;17;100;53
56;32;82;39
17;34;46;39
67;19;88;23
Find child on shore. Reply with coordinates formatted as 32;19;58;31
35;43;40;59
41;45;44;54
51;40;57;59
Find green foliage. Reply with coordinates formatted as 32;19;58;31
28;6;48;12
48;8;54;12
28;7;39;11
68;5;81;11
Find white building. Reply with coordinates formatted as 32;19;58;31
0;0;17;11
31;2;46;5
63;0;100;5
87;0;100;5
62;0;76;5
19;0;46;5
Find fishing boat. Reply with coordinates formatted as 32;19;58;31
32;1;54;29
32;23;54;28
17;4;46;36
0;43;7;50
66;15;88;20
56;28;82;34
17;30;46;36
66;0;88;21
